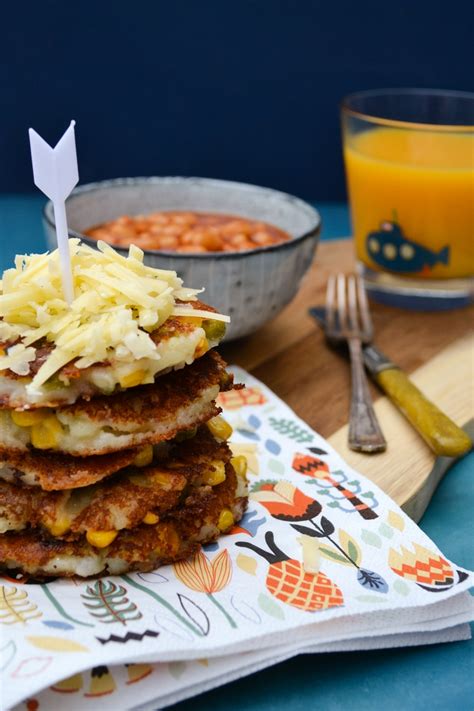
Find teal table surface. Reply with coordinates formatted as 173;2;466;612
0;194;472;710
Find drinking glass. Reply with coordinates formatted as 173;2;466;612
342;89;474;309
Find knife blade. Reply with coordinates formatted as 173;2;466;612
309;307;472;458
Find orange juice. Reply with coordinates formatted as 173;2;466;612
344;128;474;279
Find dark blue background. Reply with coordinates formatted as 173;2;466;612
1;0;472;199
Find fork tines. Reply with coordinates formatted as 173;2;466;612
325;274;373;343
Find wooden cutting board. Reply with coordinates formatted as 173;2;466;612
221;239;474;522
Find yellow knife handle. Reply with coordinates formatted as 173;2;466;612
375;367;473;458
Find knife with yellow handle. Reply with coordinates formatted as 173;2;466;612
309;307;473;457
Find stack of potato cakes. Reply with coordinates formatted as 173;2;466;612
0;241;247;577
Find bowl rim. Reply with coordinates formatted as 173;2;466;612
42;176;321;260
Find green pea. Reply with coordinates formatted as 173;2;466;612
202;319;226;342
42;375;63;390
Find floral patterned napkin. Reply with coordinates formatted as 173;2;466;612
2;367;472;710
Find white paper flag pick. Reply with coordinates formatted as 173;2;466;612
29;120;78;304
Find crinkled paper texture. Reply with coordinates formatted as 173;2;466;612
1;367;473;710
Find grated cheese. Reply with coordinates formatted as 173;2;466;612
171;307;230;323
0;239;228;390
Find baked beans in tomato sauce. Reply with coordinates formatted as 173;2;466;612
85;211;290;253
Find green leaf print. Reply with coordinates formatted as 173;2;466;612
393;579;411;597
258;593;285;620
268;417;314;443
81;580;142;625
378;523;394;539
361;529;383;548
268;458;285;475
317;545;352;566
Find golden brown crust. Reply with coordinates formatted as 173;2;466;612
164;426;232;471
0;427;234;537
61;350;231;425
0;483;56;528
150;299;216;342
76;400;221;457
176;298;217;313
0;448;140;490
0;352;234;457
0;463;247;577
71;471;187;533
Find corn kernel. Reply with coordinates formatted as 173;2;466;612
12;409;47;427
31;415;63;450
156;526;181;555
206;415;233;441
46;518;71;536
86;530;118;548
217;509;234;531
231;455;248;479
203;461;226;486
118;369;147;388
133;445;154;467
179;316;203;326
143;512;159;525
194;337;209;358
168;527;181;554
151;471;173;486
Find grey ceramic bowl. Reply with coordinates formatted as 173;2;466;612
43;177;321;340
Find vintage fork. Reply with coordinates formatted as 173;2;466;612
325;274;387;453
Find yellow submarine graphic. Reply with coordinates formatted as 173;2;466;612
366;220;450;274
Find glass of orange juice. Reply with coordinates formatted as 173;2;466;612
342;89;474;309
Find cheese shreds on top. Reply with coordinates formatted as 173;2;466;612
171;307;230;322
0;239;228;392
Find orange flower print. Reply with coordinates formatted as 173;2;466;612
237;532;344;612
174;549;232;593
217;387;266;410
292;453;329;476
174;550;236;628
292;453;378;520
251;480;322;521
389;543;468;592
